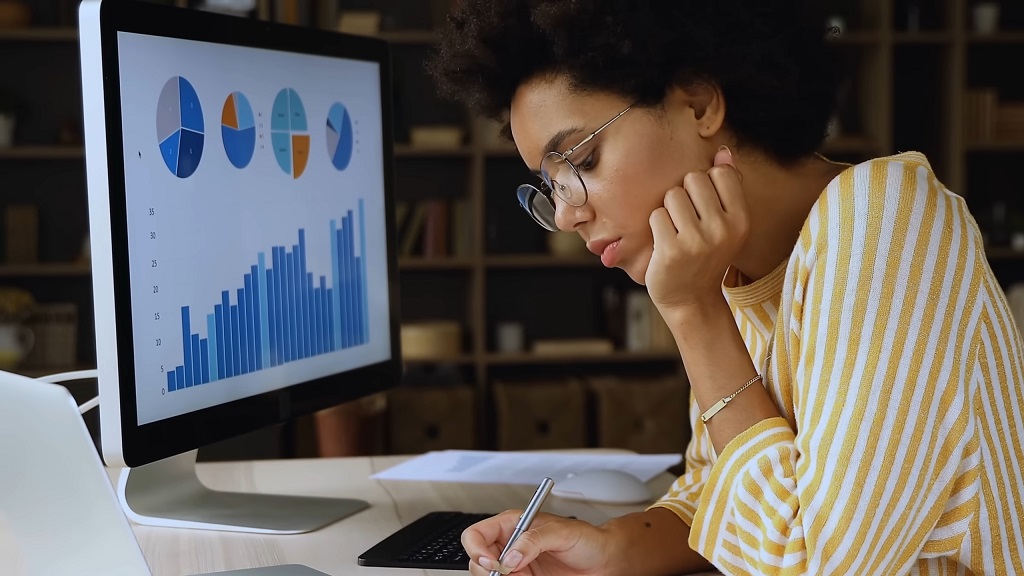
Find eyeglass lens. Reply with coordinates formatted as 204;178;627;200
516;184;558;231
540;153;586;207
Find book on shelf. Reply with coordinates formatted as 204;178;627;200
394;198;472;258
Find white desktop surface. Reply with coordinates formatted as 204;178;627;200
3;453;719;576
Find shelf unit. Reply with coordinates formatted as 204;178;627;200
3;0;1024;454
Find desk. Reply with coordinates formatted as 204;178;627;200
113;455;709;576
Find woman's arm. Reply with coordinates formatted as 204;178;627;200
602;508;715;576
662;296;782;455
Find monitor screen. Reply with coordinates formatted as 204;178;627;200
80;0;401;468
115;32;392;426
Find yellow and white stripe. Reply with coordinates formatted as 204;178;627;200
651;152;1024;575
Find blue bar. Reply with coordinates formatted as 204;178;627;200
293;243;304;359
231;304;241;376
330;219;342;349
293;246;303;359
345;212;355;348
337;226;349;348
237;288;249;374
307;272;316;356
299;230;310;360
277;247;288;363
327;288;335;352
251;265;262;370
258;254;270;368
267;269;277;367
313;282;321;352
215;305;225;379
221;292;233;378
272;248;283;366
282;248;290;362
181;306;193;387
168;370;176;392
286;250;296;362
317;272;325;350
207;313;218;383
245;273;256;372
175;366;184;390
359;198;369;344
190;334;201;385
355;256;364;345
200;338;210;384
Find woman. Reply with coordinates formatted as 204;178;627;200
427;2;1024;575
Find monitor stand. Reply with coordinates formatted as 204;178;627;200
116;449;368;534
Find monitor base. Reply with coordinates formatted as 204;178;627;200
116;449;368;534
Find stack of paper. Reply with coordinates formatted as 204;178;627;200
371;450;682;485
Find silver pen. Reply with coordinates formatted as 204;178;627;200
489;477;555;576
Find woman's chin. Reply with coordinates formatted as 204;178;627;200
620;247;655;285
621;258;649;285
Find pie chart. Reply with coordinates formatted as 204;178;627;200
326;102;354;171
157;76;204;178
221;91;256;169
270;87;310;179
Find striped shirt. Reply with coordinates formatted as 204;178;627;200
651;151;1024;575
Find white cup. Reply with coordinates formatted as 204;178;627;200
495;322;524;353
0;114;15;148
973;3;1000;35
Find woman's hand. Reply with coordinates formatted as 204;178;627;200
645;145;749;316
462;510;614;576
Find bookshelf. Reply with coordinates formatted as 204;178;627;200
3;0;1024;455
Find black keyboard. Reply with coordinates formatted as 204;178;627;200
358;511;494;570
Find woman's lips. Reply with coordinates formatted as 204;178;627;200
600;239;622;267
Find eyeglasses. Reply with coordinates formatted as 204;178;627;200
516;105;632;231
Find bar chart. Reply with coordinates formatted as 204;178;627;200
166;199;369;392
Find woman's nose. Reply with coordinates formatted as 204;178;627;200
553;195;592;231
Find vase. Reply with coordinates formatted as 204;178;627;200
0;323;33;369
0;113;14;148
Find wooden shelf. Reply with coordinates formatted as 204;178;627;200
967;31;1024;44
985;247;1024;260
0;27;77;42
402;354;475;364
484;146;520;157
893;32;953;44
829;31;882;44
398;257;475;270
394;145;473;157
966;141;1024;152
0;263;91;277
485;254;598;268
0;146;84;160
486;350;679;365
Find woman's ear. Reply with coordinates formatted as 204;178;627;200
687;82;726;138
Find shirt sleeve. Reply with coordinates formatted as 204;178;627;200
685;156;983;575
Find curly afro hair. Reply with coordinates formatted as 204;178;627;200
427;0;846;165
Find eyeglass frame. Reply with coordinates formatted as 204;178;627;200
516;104;633;231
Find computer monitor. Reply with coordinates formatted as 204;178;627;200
78;0;402;534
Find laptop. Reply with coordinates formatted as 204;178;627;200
0;370;327;576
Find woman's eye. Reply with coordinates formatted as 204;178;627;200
577;152;596;171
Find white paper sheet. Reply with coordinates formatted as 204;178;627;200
371;450;682;485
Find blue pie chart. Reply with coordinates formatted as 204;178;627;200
326;102;353;171
221;91;256;169
157;76;204;178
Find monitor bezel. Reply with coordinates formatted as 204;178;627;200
90;0;402;468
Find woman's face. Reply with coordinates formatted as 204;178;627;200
509;76;719;284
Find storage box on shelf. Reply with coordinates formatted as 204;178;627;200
493;378;588;451
386;384;476;454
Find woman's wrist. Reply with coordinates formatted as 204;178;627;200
599;508;713;576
